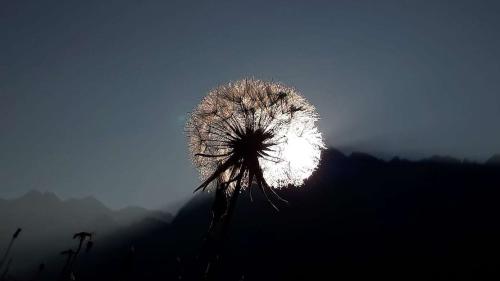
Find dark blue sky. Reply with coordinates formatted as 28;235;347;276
1;0;500;209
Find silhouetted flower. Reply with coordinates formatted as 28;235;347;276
186;79;324;207
60;232;93;281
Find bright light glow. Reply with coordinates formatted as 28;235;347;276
284;131;318;174
187;79;325;192
259;115;324;189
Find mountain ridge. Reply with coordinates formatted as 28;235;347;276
3;149;500;280
59;148;500;281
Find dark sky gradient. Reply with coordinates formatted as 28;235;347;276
1;0;500;209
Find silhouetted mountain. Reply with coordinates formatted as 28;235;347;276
349;151;381;163
0;191;171;276
486;154;500;165
14;149;500;280
421;155;462;164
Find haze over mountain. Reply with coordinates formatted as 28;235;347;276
0;191;172;274
486;154;500;165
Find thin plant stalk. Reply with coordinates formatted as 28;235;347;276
0;258;12;281
59;250;74;281
203;180;243;281
61;232;92;281
0;228;21;271
31;263;45;281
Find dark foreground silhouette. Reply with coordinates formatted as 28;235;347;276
6;149;500;280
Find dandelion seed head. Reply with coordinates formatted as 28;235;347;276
186;79;325;192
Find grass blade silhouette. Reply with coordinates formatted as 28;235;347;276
0;228;22;271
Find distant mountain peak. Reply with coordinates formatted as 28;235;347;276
23;189;42;197
326;148;347;159
69;195;103;205
20;190;61;202
64;195;110;214
349;151;381;162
